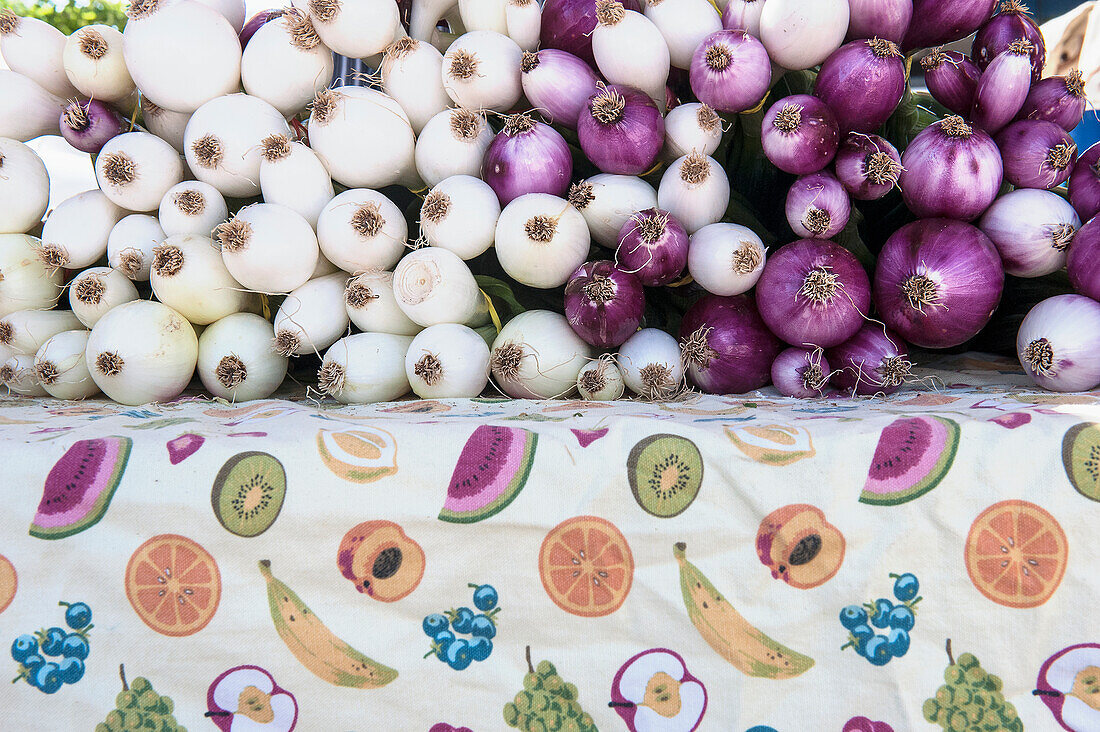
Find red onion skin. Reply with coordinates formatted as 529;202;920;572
1068;216;1100;302
521;50;600;129
979;189;1079;277
60;99;128;154
971;4;1045;80
482;120;573;206
755;238;872;348
564;261;645;348
834;133;901;200
771;347;831;397
1018;75;1088;132
898;117;1003;221
827;324;910;395
873;218;1004;348
540;0;643;65
846;0;913;43
902;0;996;52
615;208;690;286
578;85;665;175
1016;294;1100;392
922;51;981;116
971;45;1033;134
689;30;771;114
995;119;1077;189
786;172;851;239
815;39;907;134
240;9;278;48
1069;142;1100;222
679;293;783;394
761;94;840;175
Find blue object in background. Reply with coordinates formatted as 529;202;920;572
1071;110;1100;153
332;54;372;87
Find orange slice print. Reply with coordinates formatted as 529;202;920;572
125;534;222;637
539;516;634;618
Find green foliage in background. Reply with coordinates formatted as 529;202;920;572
0;0;127;35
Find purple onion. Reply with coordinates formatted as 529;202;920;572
615;207;689;286
1069;142;1100;221
722;0;765;35
482;114;573;206
920;49;982;116
971;39;1034;133
828;324;911;395
1018;70;1087;131
846;0;913;43
815;38;907;134
834;133;902;200
972;0;1045;80
578;84;664;175
873;218;1004;348
689;30;771;114
540;0;643;65
902;0;996;52
786;172;851;239
679;293;783;394
520;49;600;129
564;260;645;348
1068;216;1100;302
755;238;872;348
771;347;831;397
995;119;1078;189
979;188;1080;277
761;94;840;175
59;99;127;154
1016;294;1100;392
898;115;1003;221
240;9;279;48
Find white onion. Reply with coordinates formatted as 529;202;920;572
123;0;242;113
317;332;413;404
0;234;62;317
393;246;490;326
151;234;256;324
242;9;333;117
157;181;227;239
184;93;291;198
460;0;507;32
415;107;495;186
687;222;766;295
978;189;1080;278
657;151;730;233
195;0;246;33
69;267;140;328
618;327;685;399
62;25;135;102
197;312;287;401
495;193;591;288
308;86;417;189
441;31;523;112
576;355;625;400
316;188;407;273
86;299;198;405
644;0;722;69
0;70;66;142
1;353;46;396
490;309;592;398
107;214;166;281
307;0;398;58
345;270;423;336
663;102;723;159
0;308;83;355
1017;294;1100;392
420;175;500;260
39;190;126;270
592;1;670;110
273;272;349;356
505;0;541;50
382;37;451;134
759;0;848;70
95;132;185;212
0;11;78;98
405;323;490;397
141;99;190;153
567;174;658;247
259;135;334;229
216;203;319;294
411;0;460;40
0;138;50;234
34;329;98;400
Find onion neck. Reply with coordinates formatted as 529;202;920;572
590;87;626;125
799;266;839;304
216;355;247;389
802;208;831;237
1067;69;1085;98
680;326;717;368
679;152;710;186
583;275;616;303
520;51;539;73
773;104;803;133
940;115;973;139
901;273;939;311
1023;338;1054;374
705;44;732;73
1049;223;1076;252
636;211;668;244
414;353;443;385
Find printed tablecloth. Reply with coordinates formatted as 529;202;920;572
2;352;1099;732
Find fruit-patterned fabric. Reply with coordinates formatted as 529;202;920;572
2;351;1099;732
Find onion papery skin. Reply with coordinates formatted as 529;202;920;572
827;324;910;395
971;1;1044;80
873;218;1004;348
239;8;277;47
898;116;1003;221
755;238;872;348
814;38;907;134
845;0;912;44
786;171;851;239
721;0;765;37
688;30;770;114
995;119;1077;189
980;188;1079;278
920;49;981;116
615;207;689;286
539;0;643;65
679;293;782;394
970;42;1034;134
771;346;832;397
901;0;996;52
59;99;127;154
520;49;600;129
1018;72;1087;131
1067;216;1100;302
1016;294;1100;392
483;116;573;205
761;94;840;175
577;84;665;175
1069;142;1100;222
564;260;645;348
834;133;902;200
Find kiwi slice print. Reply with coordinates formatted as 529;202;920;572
211;451;287;537
627;434;703;517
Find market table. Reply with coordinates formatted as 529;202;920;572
2;352;1099;732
